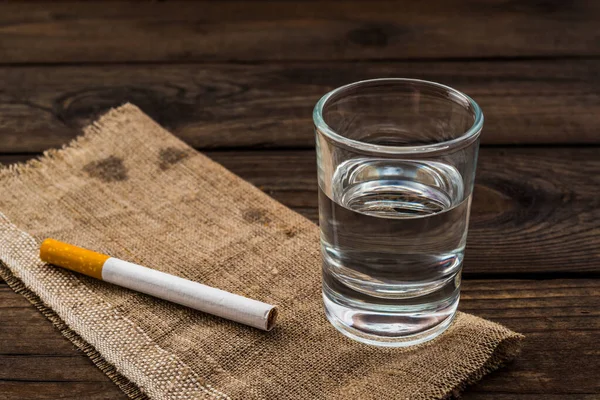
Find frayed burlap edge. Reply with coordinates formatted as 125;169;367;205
0;104;153;181
0;261;148;400
0;104;151;399
444;333;524;399
0;104;229;400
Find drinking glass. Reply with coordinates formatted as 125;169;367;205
313;79;483;347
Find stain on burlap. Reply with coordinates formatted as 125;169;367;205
158;147;191;171
83;155;128;182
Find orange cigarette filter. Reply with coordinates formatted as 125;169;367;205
40;238;109;280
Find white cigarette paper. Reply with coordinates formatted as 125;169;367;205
103;259;278;331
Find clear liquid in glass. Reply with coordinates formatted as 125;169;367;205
319;158;471;346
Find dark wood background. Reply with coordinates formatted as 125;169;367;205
1;1;599;399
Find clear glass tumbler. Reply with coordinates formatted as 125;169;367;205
314;79;483;347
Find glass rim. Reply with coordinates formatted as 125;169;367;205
313;78;484;155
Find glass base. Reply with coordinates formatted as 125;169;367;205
323;291;459;347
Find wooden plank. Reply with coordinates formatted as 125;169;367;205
221;148;600;275
0;1;598;63
1;147;599;275
1;279;598;399
0;354;112;382
0;382;128;400
210;148;600;276
460;279;600;396
1;60;599;152
465;396;599;400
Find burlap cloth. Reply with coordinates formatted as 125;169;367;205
0;104;523;399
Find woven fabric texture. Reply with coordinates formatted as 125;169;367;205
0;104;523;400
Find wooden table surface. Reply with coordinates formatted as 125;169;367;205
1;1;598;399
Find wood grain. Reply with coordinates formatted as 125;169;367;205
1;0;597;398
1;279;598;399
2;147;599;276
0;1;598;63
1;60;599;152
211;148;600;276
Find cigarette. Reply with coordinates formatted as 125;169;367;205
39;238;278;331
